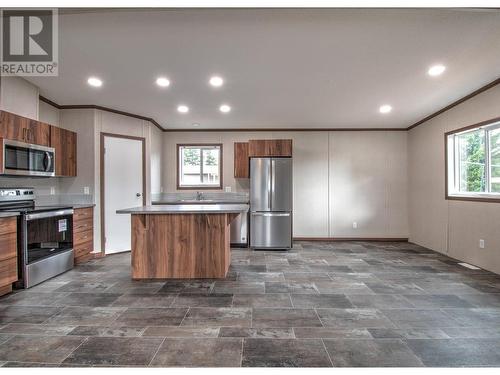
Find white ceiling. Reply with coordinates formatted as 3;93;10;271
27;8;500;130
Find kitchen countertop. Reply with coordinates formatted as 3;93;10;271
36;204;96;209
0;212;20;218
152;199;249;205
117;204;249;214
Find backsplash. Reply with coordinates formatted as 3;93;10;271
152;191;249;203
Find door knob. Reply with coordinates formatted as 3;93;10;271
136;193;142;197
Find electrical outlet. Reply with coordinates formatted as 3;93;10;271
83;186;90;195
50;187;55;195
160;186;164;193
352;222;358;229
479;239;485;249
225;186;232;192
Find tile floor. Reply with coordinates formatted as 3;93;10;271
1;241;500;367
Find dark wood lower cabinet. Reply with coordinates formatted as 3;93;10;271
0;217;18;297
73;207;94;265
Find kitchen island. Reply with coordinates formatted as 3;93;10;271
116;204;249;279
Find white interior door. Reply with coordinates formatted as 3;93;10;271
104;136;143;254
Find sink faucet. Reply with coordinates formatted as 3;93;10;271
196;191;204;201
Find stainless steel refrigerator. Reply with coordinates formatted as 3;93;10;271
250;157;292;249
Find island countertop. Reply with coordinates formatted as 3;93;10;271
116;204;249;215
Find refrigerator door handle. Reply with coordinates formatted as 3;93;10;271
271;159;275;210
268;159;272;210
251;212;290;217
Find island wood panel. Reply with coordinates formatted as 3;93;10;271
50;126;77;176
248;139;292;157
234;142;249;178
131;213;237;279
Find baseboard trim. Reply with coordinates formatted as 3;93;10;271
293;237;409;242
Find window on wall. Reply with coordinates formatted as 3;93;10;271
446;120;500;199
177;144;222;189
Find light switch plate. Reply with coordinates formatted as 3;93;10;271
50;187;55;195
83;186;90;195
479;239;485;249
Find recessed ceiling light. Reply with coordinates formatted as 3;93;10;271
156;77;170;87
192;123;200;127
177;105;189;113
379;105;392;114
209;76;224;87
219;104;231;113
428;64;446;77
87;77;102;87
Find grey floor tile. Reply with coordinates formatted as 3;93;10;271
0;306;63;324
0;292;69;306
291;294;353;308
0;323;75;336
181;307;251;327
402;294;474;308
381;309;464;329
265;281;319;295
112;294;176;307
114;308;188;326
252;308;322;328
347;294;415;309
293;328;371;339
314;281;375;295
172;293;233;307
158;281;214;294
238;272;285;282
53;292;122;307
63;336;163;366
456;293;500;308
68;326;145;337
142;326;219;338
219;327;295;339
44;306;125;326
233;293;292;308
212;281;265;294
323;339;424;367
441;308;500;327
242;338;331;367
0;335;85;363
368;328;449;339
406;338;500;366
442;327;500;338
150;338;242;367
317;308;396;329
365;282;425;295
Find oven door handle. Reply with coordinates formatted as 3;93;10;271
25;209;74;221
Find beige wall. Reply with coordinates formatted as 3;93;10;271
408;84;500;274
0;77;39;119
162;130;409;239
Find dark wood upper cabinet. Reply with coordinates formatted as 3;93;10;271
234;142;249;178
248;139;293;157
50;125;77;177
0;110;50;146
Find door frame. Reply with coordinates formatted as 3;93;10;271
100;132;146;255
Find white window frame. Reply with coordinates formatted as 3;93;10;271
446;120;500;200
177;144;223;190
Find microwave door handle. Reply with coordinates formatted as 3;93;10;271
44;151;53;172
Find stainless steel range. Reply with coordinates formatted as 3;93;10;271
0;188;74;288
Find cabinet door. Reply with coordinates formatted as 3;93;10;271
0;111;50;146
248;139;292;157
234;142;249;178
0;111;30;142
50;126;77;176
28;120;50;146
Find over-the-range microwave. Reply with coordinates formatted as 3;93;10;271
1;139;55;177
